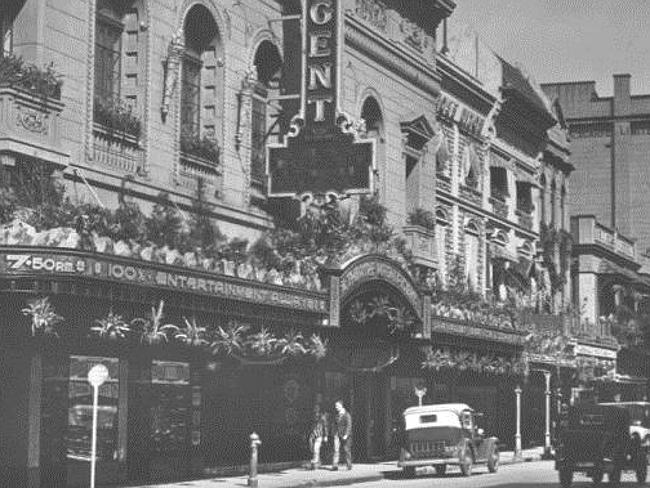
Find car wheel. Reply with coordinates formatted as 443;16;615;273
559;467;573;488
402;467;416;478
460;448;474;477
435;465;446;476
487;447;500;473
608;467;621;487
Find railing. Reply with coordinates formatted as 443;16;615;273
459;185;482;205
436;174;451;192
489;196;508;219
179;151;221;180
593;223;636;259
92;124;143;174
516;208;533;230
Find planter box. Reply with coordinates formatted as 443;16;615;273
0;86;69;167
403;224;437;268
93;123;144;174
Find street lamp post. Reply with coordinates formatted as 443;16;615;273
514;385;522;461
87;364;109;488
542;371;553;460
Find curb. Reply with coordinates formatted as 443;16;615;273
277;473;385;488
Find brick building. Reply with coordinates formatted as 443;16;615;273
542;75;650;255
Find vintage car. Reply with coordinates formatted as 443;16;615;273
601;402;650;451
397;403;499;477
555;403;647;487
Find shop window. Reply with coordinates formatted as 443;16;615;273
251;40;282;194
490;166;508;201
66;356;119;463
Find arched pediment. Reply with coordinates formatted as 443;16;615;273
326;254;423;328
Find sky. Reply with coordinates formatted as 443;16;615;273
449;0;650;96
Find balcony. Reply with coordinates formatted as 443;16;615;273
436;174;451;193
403;224;436;268
515;208;533;230
0;86;68;167
572;215;637;260
489;196;508;219
92;123;144;174
459;184;481;205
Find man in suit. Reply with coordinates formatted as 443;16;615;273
332;400;352;470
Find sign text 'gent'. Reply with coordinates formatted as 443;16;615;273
266;0;375;198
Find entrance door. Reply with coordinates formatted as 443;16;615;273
351;374;387;462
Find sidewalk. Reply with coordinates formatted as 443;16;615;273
125;447;547;488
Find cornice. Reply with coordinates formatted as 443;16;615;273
436;55;496;114
345;14;441;99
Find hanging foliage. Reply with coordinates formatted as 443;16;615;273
21;296;63;338
422;346;526;376
130;300;180;346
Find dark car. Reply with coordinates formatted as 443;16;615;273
397;403;499;477
555;403;647;487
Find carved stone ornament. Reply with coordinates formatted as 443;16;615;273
400;19;429;53
355;0;388;32
161;28;186;120
15;106;49;134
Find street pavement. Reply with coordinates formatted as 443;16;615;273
122;448;554;488
358;460;645;487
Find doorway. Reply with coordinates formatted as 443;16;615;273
351;374;388;461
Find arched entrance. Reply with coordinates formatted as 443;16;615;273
324;255;426;461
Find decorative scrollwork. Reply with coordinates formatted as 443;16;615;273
355;0;388;32
16;106;49;134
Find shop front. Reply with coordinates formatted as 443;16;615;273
0;246;327;488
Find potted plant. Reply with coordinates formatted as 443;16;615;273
21;296;63;338
131;300;180;346
180;128;220;162
93;96;142;140
175;316;209;347
0;54;62;100
91;309;131;342
211;321;248;356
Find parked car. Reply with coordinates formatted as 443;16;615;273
555;402;647;487
397;403;499;477
600;401;650;451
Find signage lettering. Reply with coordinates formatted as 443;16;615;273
267;0;375;197
437;94;486;137
1;252;328;313
340;259;422;313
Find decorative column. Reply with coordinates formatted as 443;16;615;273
542;371;553;459
514;385;522;461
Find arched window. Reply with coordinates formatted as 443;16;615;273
465;220;480;291
0;0;22;55
435;208;450;287
94;0;145;137
251;40;282;195
179;5;223;178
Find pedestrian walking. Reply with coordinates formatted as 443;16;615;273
309;406;329;469
332;400;352;470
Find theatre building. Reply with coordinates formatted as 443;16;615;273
0;0;611;487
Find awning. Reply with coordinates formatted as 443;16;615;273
598;261;650;288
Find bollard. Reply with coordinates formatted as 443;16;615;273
514;385;522;461
248;432;261;488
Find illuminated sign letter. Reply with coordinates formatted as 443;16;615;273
309;32;331;57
